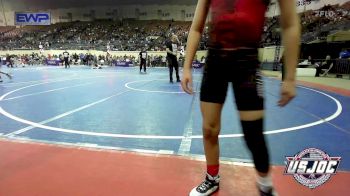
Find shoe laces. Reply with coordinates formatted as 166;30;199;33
196;179;213;192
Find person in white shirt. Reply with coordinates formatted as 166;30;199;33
39;42;44;54
161;55;167;67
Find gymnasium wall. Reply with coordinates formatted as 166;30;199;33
259;46;285;63
48;5;198;23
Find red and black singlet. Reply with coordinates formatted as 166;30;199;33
208;0;269;49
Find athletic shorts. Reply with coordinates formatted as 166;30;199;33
200;48;264;111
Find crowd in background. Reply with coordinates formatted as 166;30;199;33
300;2;350;43
0;52;186;68
261;3;350;45
0;20;192;51
1;3;349;51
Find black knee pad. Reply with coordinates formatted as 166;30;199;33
241;118;270;173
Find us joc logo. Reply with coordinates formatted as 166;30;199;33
284;148;341;189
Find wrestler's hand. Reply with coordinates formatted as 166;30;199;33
181;68;193;94
278;80;296;107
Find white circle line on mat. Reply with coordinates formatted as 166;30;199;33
0;81;342;139
125;79;200;94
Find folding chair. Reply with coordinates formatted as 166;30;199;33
321;62;334;77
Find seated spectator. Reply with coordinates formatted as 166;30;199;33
307;56;315;66
315;55;333;77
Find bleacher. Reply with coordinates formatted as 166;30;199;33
1;2;349;50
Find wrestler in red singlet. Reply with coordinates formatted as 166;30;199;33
209;0;269;49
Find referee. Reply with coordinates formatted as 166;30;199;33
166;34;181;83
63;50;70;69
139;49;147;73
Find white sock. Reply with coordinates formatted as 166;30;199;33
257;174;273;192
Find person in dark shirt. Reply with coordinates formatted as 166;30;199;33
139;49;147;73
0;55;12;82
63;50;70;69
307;55;315;65
166;34;181;83
0;70;12;82
6;54;13;68
315;55;333;77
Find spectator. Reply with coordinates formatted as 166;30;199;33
315;55;333;77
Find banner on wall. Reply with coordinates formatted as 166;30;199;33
192;61;204;69
15;12;51;26
113;61;133;67
46;60;60;66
